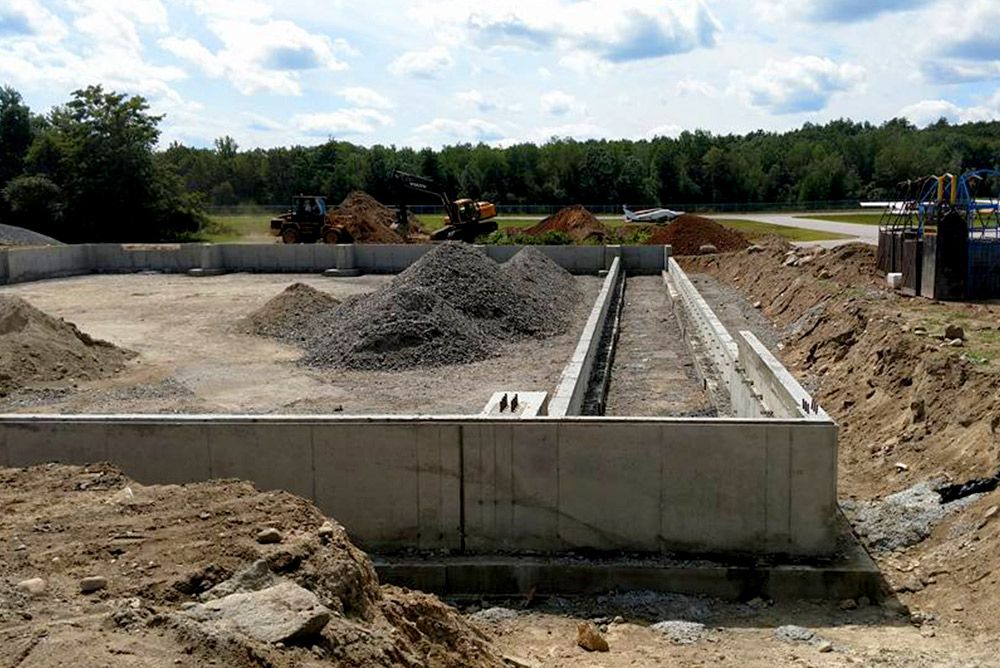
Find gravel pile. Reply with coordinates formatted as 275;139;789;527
0;223;63;247
843;479;987;554
240;283;340;344
501;246;579;335
301;243;579;371
302;286;499;370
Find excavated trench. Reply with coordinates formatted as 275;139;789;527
589;275;717;417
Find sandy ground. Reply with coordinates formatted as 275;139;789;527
605;276;712;417
0;273;600;415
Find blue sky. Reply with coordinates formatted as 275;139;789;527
1;0;999;149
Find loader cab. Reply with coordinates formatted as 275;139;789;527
293;195;327;222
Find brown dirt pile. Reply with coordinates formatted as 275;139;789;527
0;463;502;668
647;214;749;255
239;283;340;344
683;239;1000;632
524;205;608;243
335;191;421;244
0;295;133;396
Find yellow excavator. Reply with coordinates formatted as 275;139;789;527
391;170;497;242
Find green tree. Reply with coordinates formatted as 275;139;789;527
1;174;63;235
29;85;203;241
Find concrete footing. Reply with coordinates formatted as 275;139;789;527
374;538;880;602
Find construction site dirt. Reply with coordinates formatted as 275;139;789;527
0;272;601;415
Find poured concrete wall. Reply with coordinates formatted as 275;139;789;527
549;257;622;416
0;243;670;285
0;413;838;556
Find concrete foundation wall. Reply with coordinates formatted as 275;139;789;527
736;331;829;421
0;413;838;556
0;243;670;285
549;257;622;416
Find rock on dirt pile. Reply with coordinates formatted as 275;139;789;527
646;214;749;255
302;243;580;370
239;282;340;344
0;463;502;668
524;205;608;243
335;191;417;243
0;295;133;396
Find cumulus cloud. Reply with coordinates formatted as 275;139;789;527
414;117;505;142
769;0;934;23
408;0;719;69
541;90;579;116
898;91;1000;126
674;78;718;97
388;46;453;78
161;13;352;96
0;0;68;40
734;56;865;114
646;123;683;139
295;108;393;136
340;87;393;109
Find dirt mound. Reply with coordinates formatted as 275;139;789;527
0;295;133;396
335;191;418;244
240;283;340;344
523;205;608;243
302;244;579;370
683;241;1000;632
646;214;749;255
0;463;502;668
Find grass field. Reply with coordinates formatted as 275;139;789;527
714;219;852;242
795;213;883;226
201;213;850;244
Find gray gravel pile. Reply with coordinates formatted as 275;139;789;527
843;479;986;553
240;283;340;344
0;223;63;247
500;246;579;336
302;285;499;370
302;243;579;370
388;242;578;338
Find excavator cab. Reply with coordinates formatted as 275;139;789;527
391;170;498;242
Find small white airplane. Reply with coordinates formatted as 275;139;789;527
622;206;683;223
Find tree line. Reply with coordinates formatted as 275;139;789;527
2;84;1000;242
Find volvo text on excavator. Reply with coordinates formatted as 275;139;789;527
391;170;498;242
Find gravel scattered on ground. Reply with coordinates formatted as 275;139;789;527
843;479;987;554
471;607;520;623
650;620;709;644
774;624;819;644
302;243;580;371
0;223;62;247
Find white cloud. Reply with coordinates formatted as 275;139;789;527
408;0;719;69
647;123;683;138
0;0;68;40
160;7;352;96
898;91;1000;126
734;56;866;114
455;89;497;112
414;117;505;142
675;78;718;97
767;0;934;23
340;86;393;109
295;108;393;136
541;90;578;116
388;46;453;78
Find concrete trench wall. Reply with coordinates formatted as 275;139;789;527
0;243;670;285
0;414;838;557
549;257;623;416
